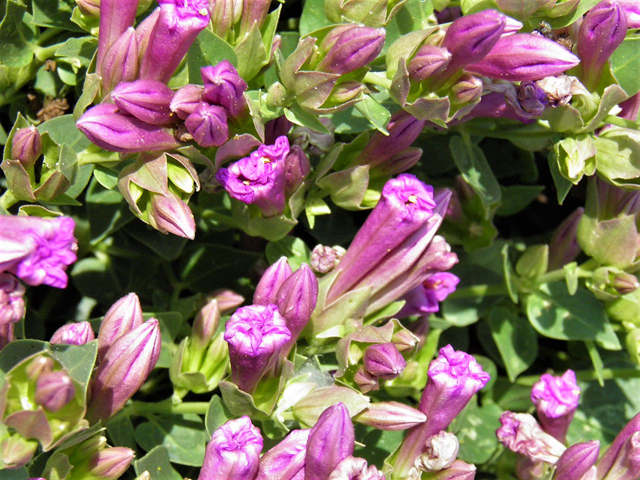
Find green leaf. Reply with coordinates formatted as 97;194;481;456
501;244;518;304
299;0;332;36
526;283;621;350
354;427;404;467
135;446;182;480
449;135;501;211
0;1;36;68
496;185;545;217
50;341;98;401
585;340;605;387
353;95;391;134
266;236;312;271
452;401;503;464
107;415;137;450
205;395;232;437
187;30;237;84
55;36;96;69
611;36;640;97
0;468;29;480
37;115;92;153
235;24;268;82
548;150;573;204
284;104;331;133
32;0;81;30
595;128;640;187
488;308;538;381
134;414;208;466
546;0;600;28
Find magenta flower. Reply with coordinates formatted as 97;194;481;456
256;429;309;480
111;79;175;125
139;0;211;83
0;273;25;326
50;321;95;346
254;257;293;306
496;412;566;464
306;403;355;480
216;136;290;217
399;272;460;317
199;416;263;480
394;345;490;476
0;215;77;288
201;61;248;118
224;304;291;392
184;102;229;148
363;342;406;380
530;370;580;442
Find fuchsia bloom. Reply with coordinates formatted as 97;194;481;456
254;257;293;305
111;79;175;125
199;416;263;480
0;215;77;288
50;321;95;346
224;304;291;393
306;403;355;480
400;272;460;317
201;61;248;118
0;273;25;326
530;370;580;442
216;136;290;217
496;412;566;464
394;345;490;476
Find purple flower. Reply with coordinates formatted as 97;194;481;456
306;403;355;480
400;272;460;317
496;412;566;464
111;79;175;125
0;215;77;288
11;126;41;169
578;0;628;90
50;321;95;346
96;0;140;77
34;370;76;413
394;345;490;476
256;429;309;480
170;84;204;119
316;26;386;74
254;257;293;306
97;293;144;359
184;102;229;148
199;416;263;480
201;61;248;118
597;413;640;479
363;342;406;380
139;0;211;83
0;273;25;326
216;136;290;217
100;27;139;94
329;456;385;479
224;304;291;393
530;370;580;442
87;318;162;423
408;45;451;82
77;103;180;153
554;441;599;480
465;33;581;81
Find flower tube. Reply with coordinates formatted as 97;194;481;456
0;215;77;288
199;416;263;480
96;0;140;77
530;370;580;442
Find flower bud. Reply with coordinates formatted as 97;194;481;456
516;245;549;280
0;273;26;326
254;257;293;305
1;435;38;469
256;429;309;480
87;318;162;423
306;403;356;480
96;0;140;77
201;61;248;118
284;144;311;194
170;84;204;120
276;263;318;350
408;45;451;82
548;207;584;270
329;456;385;480
311;244;346;274
450;74;483;105
399;272;460;317
77;104;180;153
578;0;628;90
85;447;135;479
11;126;42;169
224;304;291;393
34;370;76;412
290;118;335;155
416;431;460;472
149;192;196;239
620;0;640;28
496;412;566;464
98;293;144;359
354;367;380;393
111;79;175;125
209;288;245;313
466;33;581;81
50;321;95;345
316;26;386;74
354;401;426;430
134;7;160;59
599;431;640;480
76;0;100;16
530;370;580;443
184;102;229;148
363;342;406;380
25;355;55;380
192;298;221;350
597;413;640;479
100;27;139;94
0;322;16;350
555;440;600;480
199;417;263;480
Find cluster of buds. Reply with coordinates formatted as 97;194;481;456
216;135;311;218
280;24;385;113
224;259;318;393
198;404;385;480
170;291;244;398
498;369;640;480
306;174;458;341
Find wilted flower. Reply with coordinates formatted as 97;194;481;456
199;417;263;480
531;370;580;442
496;412;566;464
311;244;346;274
417;431;460;472
0;215;77;288
329;456;385;479
50;321;95;346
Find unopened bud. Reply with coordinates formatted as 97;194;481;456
50;321;95;345
11;126;42;169
100;27;139;94
354;401;426;430
149;192;196;240
170;84;204;120
184;103;229;148
254;257;292;305
192;299;221;350
98;292;144;359
408;45;451;82
34;370;76;412
111;79;175;125
311;245;346;274
363;342;406;380
317;26;386;74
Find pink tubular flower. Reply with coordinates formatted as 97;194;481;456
199;416;263;480
399;272;460;317
0;274;25;326
531;370;580;442
224;304;291;393
394;345;490;476
216;136;290;217
496;412;566;464
0;215;77;288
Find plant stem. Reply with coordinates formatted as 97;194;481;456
603;115;640;130
363;72;392;90
0;190;18;211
